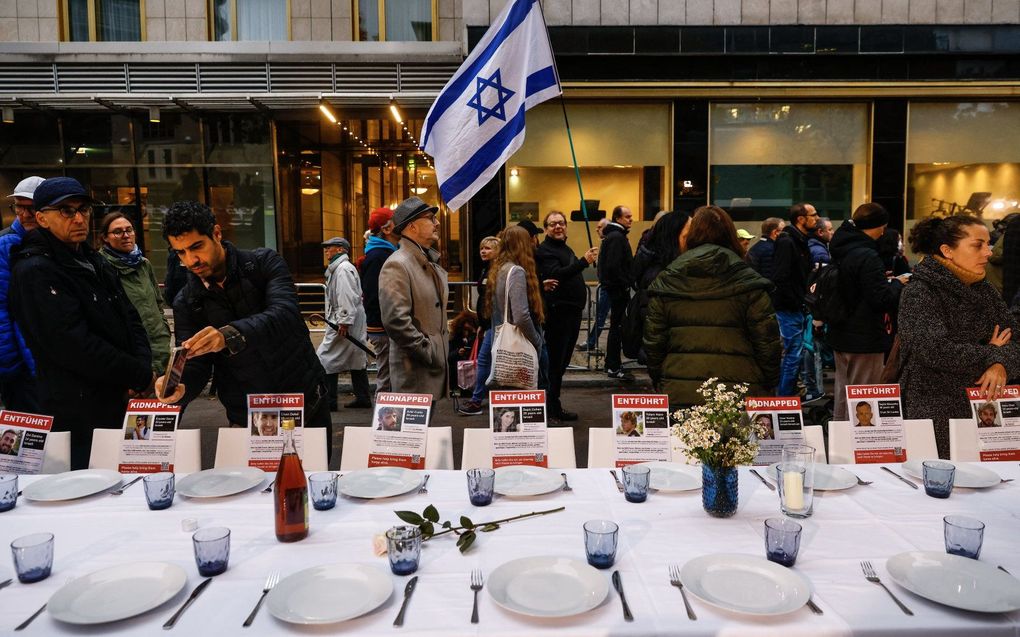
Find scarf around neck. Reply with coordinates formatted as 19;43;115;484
104;245;144;268
933;254;985;285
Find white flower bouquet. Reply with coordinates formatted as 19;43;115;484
671;378;766;468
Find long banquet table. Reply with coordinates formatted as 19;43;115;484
1;463;1019;636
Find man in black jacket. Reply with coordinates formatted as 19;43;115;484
9;177;153;469
598;205;635;381
828;203;908;420
362;207;398;396
770;203;819;396
536;211;598;421
155;202;331;442
746;217;785;279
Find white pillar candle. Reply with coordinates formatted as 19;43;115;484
783;471;804;511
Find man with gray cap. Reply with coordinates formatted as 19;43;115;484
0;176;45;412
317;236;371;409
378;196;449;399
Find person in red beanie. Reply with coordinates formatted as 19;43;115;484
362;207;400;396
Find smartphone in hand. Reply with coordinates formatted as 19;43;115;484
160;346;189;400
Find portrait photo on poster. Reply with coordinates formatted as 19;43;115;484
0;428;21;456
493;407;521;433
376;406;403;432
616;411;643;437
975;401;1003;428
251;410;281;436
125;414;152;440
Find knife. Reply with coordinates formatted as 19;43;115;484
749;469;776;491
881;466;919;490
392;575;418;627
611;570;634;622
806;597;824;615
163;578;213;629
0;578;12;592
608;470;625;492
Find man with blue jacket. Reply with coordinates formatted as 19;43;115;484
0;176;44;412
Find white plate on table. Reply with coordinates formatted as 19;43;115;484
680;553;812;616
766;463;858;491
338;467;421;499
637;462;701;492
493;465;564;497
487;556;609;618
23;469;123;501
901;460;1001;489
886;551;1020;612
176;467;267;498
48;562;187;624
266;563;392;624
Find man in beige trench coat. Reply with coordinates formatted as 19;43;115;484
378;196;450;400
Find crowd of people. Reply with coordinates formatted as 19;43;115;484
0;172;1016;467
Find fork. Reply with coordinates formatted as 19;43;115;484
560;472;572;492
668;565;697;620
418;474;431;495
262;479;275;494
110;475;144;495
861;561;913;615
242;572;279;627
470;569;484;624
609;470;625;492
851;472;873;486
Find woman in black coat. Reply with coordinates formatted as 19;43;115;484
898;215;1020;458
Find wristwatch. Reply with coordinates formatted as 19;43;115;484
219;325;246;355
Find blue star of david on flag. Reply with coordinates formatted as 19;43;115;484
466;69;516;126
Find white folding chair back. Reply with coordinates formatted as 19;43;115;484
40;431;70;474
87;428;202;473
586;428;615;468
828;419;937;464
214;427;328;471
948;418;979;461
461;427;577;469
804;425;828;464
339;426;454;470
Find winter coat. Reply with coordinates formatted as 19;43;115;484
826;221;903;354
898;256;1020;458
101;248;172;375
746;238;777;280
808;237;831;267
536;236;590;310
164;251;189;306
316;253;368;373
379;237;449;399
475;264;491;330
644;243;781;407
597;223;633;293
0;219;35;378
362;235;397;330
9;228;152;431
173;241;327;425
491;262;544;352
770;226;814;312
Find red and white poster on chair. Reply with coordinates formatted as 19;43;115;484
489;390;548;468
847;384;907;463
118;399;180;474
368;393;431;470
612;394;671;467
967;386;1020;461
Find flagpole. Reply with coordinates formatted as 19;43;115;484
535;0;593;249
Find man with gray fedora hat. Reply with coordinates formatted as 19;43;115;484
317;235;371;410
378;196;449;400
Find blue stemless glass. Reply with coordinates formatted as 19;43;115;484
466;468;495;506
764;518;802;567
0;474;17;512
622;465;651;503
944;515;984;559
11;533;53;583
143;472;175;510
192;527;230;576
308;472;338;510
923;460;955;499
583;520;618;569
386;525;422;575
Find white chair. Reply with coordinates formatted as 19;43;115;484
948;418;980;461
88;428;202;473
213;427;328;471
338;426;454;470
804;425;828;464
827;419;938;464
39;431;70;474
461;427;577;469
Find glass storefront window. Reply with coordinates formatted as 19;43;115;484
709;102;870;226
357;0;434;41
213;0;288;40
63;0;142;41
63;114;134;166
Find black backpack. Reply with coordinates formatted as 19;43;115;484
803;264;846;324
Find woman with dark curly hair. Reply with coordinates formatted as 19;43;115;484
898;214;1020;458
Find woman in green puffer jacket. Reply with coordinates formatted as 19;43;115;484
644;206;781;407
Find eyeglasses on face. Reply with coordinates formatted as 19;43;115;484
7;204;32;215
107;227;136;237
41;204;92;219
546;220;567;227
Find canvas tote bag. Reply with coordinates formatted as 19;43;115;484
456;329;481;391
485;265;539;389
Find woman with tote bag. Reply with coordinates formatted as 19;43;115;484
485;225;545;389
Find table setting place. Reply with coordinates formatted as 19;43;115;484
0;457;1019;636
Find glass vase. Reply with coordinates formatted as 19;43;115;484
702;464;739;518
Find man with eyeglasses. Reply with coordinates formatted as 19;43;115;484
535;210;598;421
9;177;154;469
378;196;449;400
0;176;45;413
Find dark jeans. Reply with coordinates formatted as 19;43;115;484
545;305;582;413
0;371;40;413
776;310;808;396
325;369;371;408
585;286;610;348
604;288;630;371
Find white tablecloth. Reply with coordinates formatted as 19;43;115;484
1;463;1019;636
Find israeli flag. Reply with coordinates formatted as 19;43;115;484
421;0;560;210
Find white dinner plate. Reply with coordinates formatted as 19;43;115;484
901;460;1001;489
766;463;858;491
637;462;701;492
493;466;564;497
680;554;812;616
266;563;392;624
48;562;187;625
338;467;421;499
886;551;1020;612
487;556;609;618
23;469;123;501
176;467;267;498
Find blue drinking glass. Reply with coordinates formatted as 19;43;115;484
466;468;495;506
308;472;338;510
944;515;984;559
622;465;651;503
583;520;618;569
192;527;230;576
922;460;955;499
764;518;802;567
143;472;175;510
386;525;422;575
0;474;17;512
10;533;53;583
